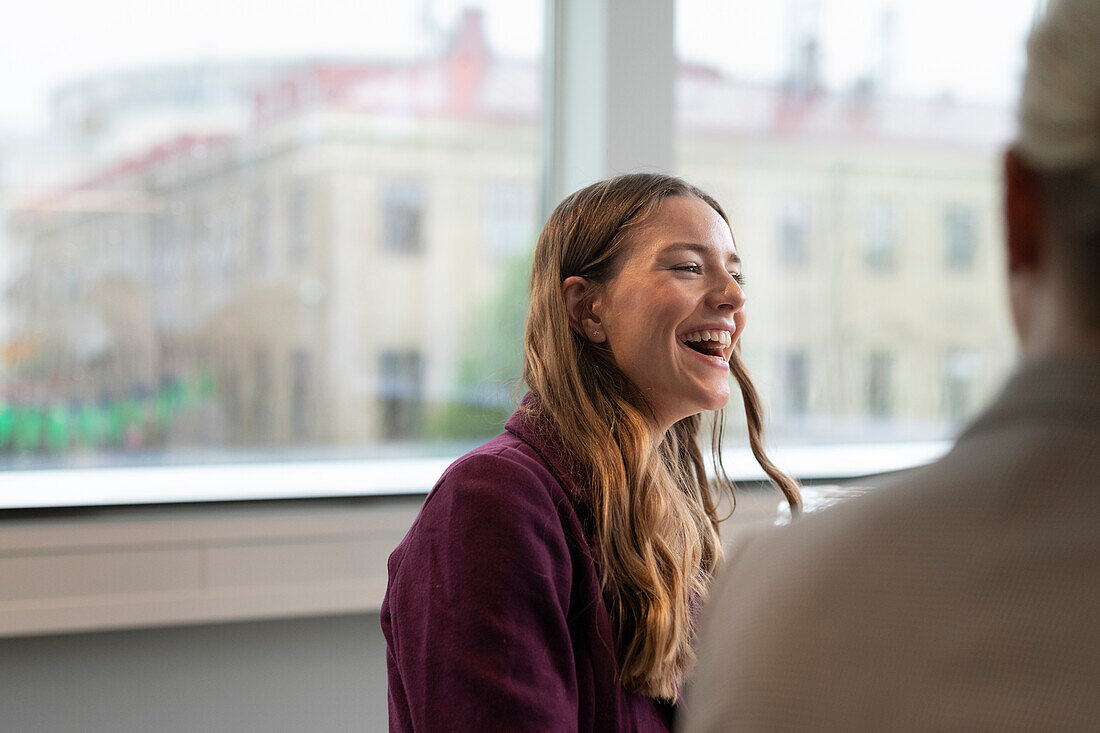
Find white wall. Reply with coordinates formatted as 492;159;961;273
0;613;389;733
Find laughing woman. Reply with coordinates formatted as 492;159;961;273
381;173;801;732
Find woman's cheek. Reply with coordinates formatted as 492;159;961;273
733;308;748;343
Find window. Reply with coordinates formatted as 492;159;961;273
862;200;898;271
0;0;1040;508
945;204;978;270
867;350;894;418
220;198;243;273
944;347;981;420
252;349;272;440
484;181;535;259
1;2;544;494
777;197;811;268
780;349;810;417
382;180;425;254
222;365;242;439
379;351;423;441
675;1;1038;447
291;349;313;441
250;188;271;269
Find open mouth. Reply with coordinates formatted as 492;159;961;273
680;329;732;360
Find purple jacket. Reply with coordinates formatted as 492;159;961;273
381;396;676;732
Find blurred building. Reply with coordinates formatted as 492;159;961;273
679;70;1015;441
1;9;1013;452
3;11;539;450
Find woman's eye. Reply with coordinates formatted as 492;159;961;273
674;264;703;273
732;272;746;286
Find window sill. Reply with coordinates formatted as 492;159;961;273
0;498;423;638
0;441;950;510
0;440;950;638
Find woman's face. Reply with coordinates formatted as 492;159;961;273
588;195;747;432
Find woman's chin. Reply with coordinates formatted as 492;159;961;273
670;394;732;424
702;386;732;412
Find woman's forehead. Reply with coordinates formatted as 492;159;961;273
626;196;736;257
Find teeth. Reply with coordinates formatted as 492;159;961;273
681;329;732;346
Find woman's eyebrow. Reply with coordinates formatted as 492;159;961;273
661;242;741;265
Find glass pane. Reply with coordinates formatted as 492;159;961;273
676;0;1037;445
0;1;544;474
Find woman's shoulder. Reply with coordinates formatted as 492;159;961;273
387;430;583;581
406;430;576;538
434;429;566;504
448;429;552;474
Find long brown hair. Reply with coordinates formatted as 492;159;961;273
522;173;801;698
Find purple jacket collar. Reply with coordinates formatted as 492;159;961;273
504;391;587;500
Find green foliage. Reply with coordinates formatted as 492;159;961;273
44;404;70;451
0;367;218;454
424;398;514;441
424;247;532;440
0;403;13;446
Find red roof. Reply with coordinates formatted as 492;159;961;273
22;10;1013;203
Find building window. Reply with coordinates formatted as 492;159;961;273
252;348;271;439
944;204;977;270
291;349;313;441
862;200;898;271
777;197;811;268
867;349;894;417
221;198;242;274
379;350;423;440
223;365;242;436
484;181;535;259
382;179;425;254
192;203;217;276
943;347;980;420
780;349;809;416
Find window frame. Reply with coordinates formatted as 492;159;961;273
1;0;991;509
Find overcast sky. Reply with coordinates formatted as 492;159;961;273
0;0;1038;133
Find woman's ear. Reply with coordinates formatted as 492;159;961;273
562;276;607;343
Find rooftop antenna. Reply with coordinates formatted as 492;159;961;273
874;4;896;93
785;0;823;95
419;0;445;55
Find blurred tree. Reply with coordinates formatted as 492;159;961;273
78;403;111;448
0;402;13;448
44;404;70;452
14;406;43;452
426;249;532;440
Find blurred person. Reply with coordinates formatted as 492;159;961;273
682;1;1100;730
381;173;801;732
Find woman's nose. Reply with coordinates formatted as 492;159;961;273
708;272;746;311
